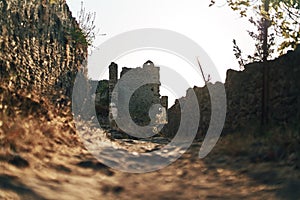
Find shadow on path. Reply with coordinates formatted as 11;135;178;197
0;174;46;200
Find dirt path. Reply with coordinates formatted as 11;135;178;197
1;127;300;200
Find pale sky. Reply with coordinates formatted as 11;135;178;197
66;0;255;104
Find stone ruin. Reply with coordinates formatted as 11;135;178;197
0;0;87;96
93;47;300;139
163;46;300;138
92;61;168;134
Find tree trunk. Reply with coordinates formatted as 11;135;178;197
261;0;270;130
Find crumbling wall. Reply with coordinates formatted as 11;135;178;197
0;0;87;97
126;62;161;126
224;47;300;133
102;61;168;129
163;47;300;138
89;80;109;126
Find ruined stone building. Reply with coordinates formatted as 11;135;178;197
109;60;168;128
92;61;168;131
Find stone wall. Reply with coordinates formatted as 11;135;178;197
91;61;168;130
125;61;161;126
89;80;109;126
0;0;87;97
163;46;300;138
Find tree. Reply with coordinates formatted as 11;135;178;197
210;0;300;129
211;0;300;62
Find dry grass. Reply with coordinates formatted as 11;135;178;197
215;129;300;165
0;112;81;166
0;82;83;168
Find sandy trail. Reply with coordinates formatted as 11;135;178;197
1;126;300;200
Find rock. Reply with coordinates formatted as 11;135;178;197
76;160;114;176
101;185;124;194
215;157;227;164
8;155;29;168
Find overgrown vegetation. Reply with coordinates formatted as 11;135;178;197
71;1;98;47
210;0;300;129
210;0;300;67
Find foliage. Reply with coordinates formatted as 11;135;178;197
233;39;246;69
210;0;300;67
75;1;98;46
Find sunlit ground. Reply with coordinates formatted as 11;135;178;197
1;112;300;200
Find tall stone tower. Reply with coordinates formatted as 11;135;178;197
143;60;161;104
108;62;118;129
108;62;118;101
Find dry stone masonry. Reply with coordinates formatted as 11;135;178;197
93;47;300;138
92;61;168;132
109;61;168;129
0;0;87;97
163;46;300;138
